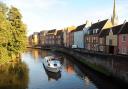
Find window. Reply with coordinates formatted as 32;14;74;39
109;39;112;45
93;37;96;43
87;30;90;34
93;29;99;34
122;47;127;54
122;35;126;41
86;37;88;42
96;29;99;33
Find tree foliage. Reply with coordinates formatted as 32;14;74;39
7;7;27;56
0;2;27;64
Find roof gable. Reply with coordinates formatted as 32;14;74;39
100;24;123;37
89;19;108;35
119;22;128;34
48;29;56;34
99;28;110;37
112;24;122;35
56;30;63;35
75;24;86;32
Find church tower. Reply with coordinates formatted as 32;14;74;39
111;0;118;26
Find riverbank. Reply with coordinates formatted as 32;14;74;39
52;47;128;88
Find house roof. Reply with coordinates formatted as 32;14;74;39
48;29;56;34
89;19;108;35
100;24;123;37
56;30;63;36
112;24;122;35
66;26;76;32
75;24;86;32
119;22;128;34
99;29;110;37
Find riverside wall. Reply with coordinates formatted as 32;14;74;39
53;47;128;85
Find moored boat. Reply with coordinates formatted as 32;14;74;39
43;56;62;73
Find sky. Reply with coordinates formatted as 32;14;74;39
1;0;128;36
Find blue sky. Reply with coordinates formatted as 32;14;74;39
1;0;128;35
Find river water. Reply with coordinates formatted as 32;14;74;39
0;49;123;89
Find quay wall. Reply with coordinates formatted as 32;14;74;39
53;48;128;85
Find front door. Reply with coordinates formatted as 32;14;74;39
109;46;114;54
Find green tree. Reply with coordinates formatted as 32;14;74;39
7;7;27;58
0;2;27;64
0;2;11;63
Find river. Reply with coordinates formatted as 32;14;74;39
0;49;123;89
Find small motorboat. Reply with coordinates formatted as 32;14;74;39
43;64;61;81
43;56;62;73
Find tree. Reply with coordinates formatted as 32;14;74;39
0;1;8;14
7;7;27;58
0;2;27;64
0;6;11;63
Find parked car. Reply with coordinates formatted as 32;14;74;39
72;45;77;49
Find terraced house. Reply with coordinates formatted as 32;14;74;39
118;22;128;55
32;32;39;47
85;19;112;52
64;26;76;48
45;29;56;47
105;24;122;54
55;30;63;47
73;21;91;49
39;31;48;48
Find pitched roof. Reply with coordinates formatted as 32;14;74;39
66;26;76;32
89;19;108;35
75;24;86;32
119;22;128;34
56;30;63;35
48;29;56;34
112;24;122;35
99;29;110;37
33;32;39;35
100;24;123;37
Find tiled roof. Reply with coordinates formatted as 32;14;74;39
89;19;108;35
119;22;128;34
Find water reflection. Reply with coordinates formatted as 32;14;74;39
43;64;61;81
21;49;124;89
63;57;93;87
0;62;29;89
64;57;75;74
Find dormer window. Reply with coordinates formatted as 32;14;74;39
96;29;99;33
93;29;99;34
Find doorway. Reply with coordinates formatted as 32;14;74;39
109;46;114;54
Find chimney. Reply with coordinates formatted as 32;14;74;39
123;20;127;24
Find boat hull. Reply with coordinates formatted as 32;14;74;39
45;66;61;73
